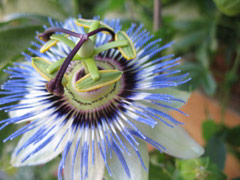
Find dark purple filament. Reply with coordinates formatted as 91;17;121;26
46;35;88;96
87;28;115;41
41;26;115;96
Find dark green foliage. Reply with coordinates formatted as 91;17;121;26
226;125;240;147
149;151;227;180
202;120;219;142
213;0;240;16
176;157;227;180
0;25;43;63
204;135;227;170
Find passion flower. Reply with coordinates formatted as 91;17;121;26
0;17;203;180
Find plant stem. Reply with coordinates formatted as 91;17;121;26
153;0;162;32
220;46;240;123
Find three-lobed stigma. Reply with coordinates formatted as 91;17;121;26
33;19;136;96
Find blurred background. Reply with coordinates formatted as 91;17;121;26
0;0;239;179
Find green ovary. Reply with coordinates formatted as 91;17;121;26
64;59;122;111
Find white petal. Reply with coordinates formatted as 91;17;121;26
8;100;35;123
9;94;41;123
137;122;204;159
106;139;149;180
11;122;70;166
64;140;105;180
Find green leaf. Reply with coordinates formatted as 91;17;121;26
226;125;240;146
149;162;172;180
176;157;227;180
0;63;10;84
173;29;207;52
57;0;75;16
213;0;240;16
75;70;122;92
196;42;210;69
202;120;219;142
107;0;125;10
179;62;203;91
115;31;136;60
230;147;240;161
0;13;49;28
201;71;217;96
0;25;43;68
231;178;240;180
95;0;125;16
1;0;68;20
173;19;208;32
180;62;216;95
72;0;100;18
149;151;175;180
204;136;226;170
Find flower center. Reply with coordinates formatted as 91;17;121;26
32;19;138;125
44;48;137;126
40;26;116;96
64;55;123;111
35;21;136;97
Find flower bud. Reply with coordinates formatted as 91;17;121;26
213;0;240;16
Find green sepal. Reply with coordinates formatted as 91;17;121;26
75;70;122;92
115;31;136;60
32;57;67;84
50;34;75;49
75;19;114;34
94;40;128;55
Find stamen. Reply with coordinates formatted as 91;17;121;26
46;34;88;96
41;26;116;96
38;27;81;41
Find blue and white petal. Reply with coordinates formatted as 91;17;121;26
11;118;71;166
0;16;204;180
105;139;149;180
135;121;204;159
64;134;105;180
